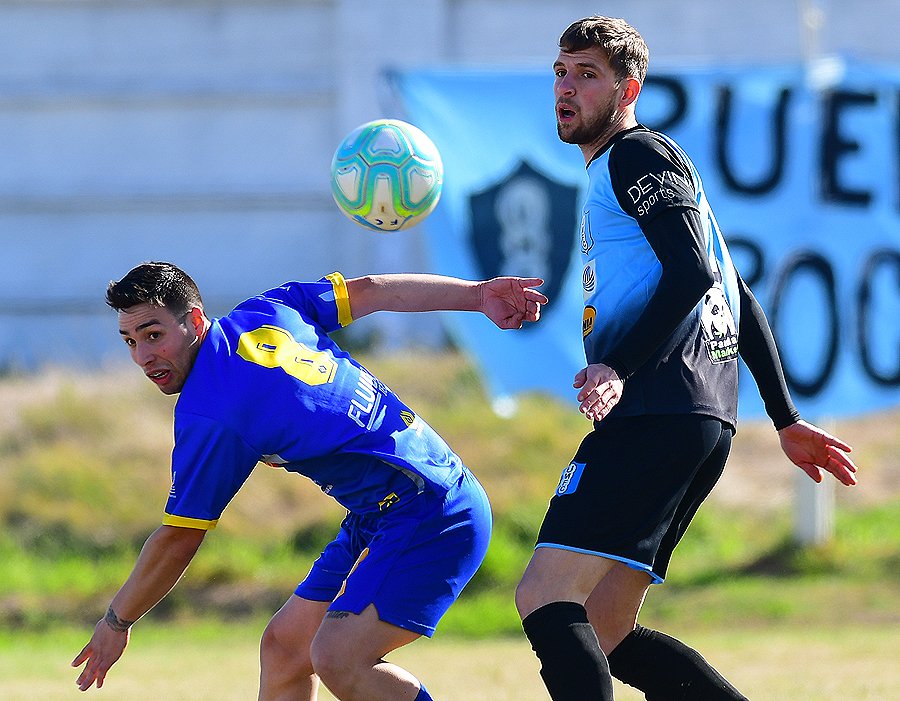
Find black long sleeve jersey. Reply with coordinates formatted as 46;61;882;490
580;125;798;430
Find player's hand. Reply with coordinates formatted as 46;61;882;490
573;363;623;422
480;277;547;329
72;618;130;691
778;420;858;486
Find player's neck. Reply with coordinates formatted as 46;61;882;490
580;114;639;165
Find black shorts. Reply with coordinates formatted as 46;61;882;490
536;413;733;584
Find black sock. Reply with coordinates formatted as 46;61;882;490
607;625;749;700
522;601;614;701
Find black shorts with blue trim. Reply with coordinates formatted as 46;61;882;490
536;413;733;584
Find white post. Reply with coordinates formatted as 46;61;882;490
792;3;838;546
793;468;835;545
793;415;836;545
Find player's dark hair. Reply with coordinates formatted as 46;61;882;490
106;261;203;315
559;16;649;83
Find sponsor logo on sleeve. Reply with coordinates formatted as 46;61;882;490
627;170;681;218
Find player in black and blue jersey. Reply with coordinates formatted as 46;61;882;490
515;16;860;701
72;262;546;700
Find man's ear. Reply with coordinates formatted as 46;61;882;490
187;306;207;335
620;77;642;107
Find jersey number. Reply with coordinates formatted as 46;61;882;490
237;325;337;386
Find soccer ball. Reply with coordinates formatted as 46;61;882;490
330;119;443;232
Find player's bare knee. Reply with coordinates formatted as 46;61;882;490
260;619;313;675
515;575;542;619
309;640;362;700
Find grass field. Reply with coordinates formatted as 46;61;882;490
1;355;898;699
3;620;898;700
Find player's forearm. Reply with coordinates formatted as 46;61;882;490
736;275;800;429
106;525;205;627
347;273;481;318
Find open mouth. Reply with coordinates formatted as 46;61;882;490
147;369;170;384
558;106;576;120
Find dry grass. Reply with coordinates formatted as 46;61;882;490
4;621;897;701
2;355;897;534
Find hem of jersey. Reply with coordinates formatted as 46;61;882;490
163;513;218;530
534;542;664;584
595;407;736;431
326;272;353;327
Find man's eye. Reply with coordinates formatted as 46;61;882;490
148;332;161;341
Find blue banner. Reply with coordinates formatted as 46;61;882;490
390;58;900;419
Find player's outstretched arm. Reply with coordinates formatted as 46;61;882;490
777;420;858;486
479;276;547;329
346;273;546;329
72;525;206;691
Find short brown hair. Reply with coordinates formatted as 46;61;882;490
559;16;649;83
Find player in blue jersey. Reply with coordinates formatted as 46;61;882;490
72;262;547;700
514;16;860;701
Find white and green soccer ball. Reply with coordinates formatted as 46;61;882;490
330;119;444;232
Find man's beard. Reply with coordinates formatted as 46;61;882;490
557;98;618;145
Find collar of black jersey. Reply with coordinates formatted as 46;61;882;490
586;124;646;168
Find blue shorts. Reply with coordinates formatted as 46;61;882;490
294;468;492;637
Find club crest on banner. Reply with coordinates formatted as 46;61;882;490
468;161;578;316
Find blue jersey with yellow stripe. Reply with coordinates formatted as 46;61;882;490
164;273;464;530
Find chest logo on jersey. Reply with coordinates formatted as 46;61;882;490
582;260;596;300
347;369;387;431
467;160;578;316
580;213;594;254
582;306;596;338
700;283;739;364
627;170;680;218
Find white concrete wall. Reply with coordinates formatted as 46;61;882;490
0;0;895;367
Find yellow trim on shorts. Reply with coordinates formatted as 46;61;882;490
326;272;353;327
163;513;218;530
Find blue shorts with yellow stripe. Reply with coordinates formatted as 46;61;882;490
294;468;491;637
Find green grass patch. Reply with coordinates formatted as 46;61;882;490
0;356;897;638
